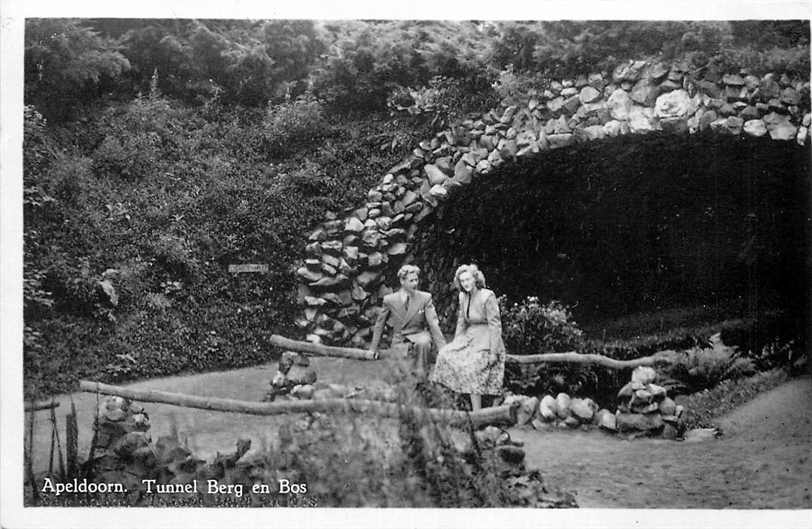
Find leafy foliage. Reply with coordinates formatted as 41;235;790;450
263;96;331;157
387;75;499;129
498;297;615;403
659;337;757;394
499;296;584;355
528;21;733;76
23;84;439;397
25;19;810;118
25;19;131;119
21;20;810;400
310;21;494;112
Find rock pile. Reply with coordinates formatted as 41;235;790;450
86;396;252;500
263;351;318;401
262;351;397;402
615;366;685;439
498;367;687;440
296;59;810;345
87;396;154;494
504;392;615;432
446;425;577;508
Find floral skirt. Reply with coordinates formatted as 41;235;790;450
429;325;504;395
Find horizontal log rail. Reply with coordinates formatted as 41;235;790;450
505;350;676;369
25;400;60;412
79;380;518;428
271;334;675;369
270;334;378;360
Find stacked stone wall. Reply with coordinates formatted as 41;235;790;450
295;59;811;346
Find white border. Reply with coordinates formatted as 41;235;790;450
11;0;812;20
2;1;811;528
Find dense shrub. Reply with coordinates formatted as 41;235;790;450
387;75;499;129
708;45;810;78
500;303;798;407
658;337;757;394
490;65;546;104
24;19;131;120
23;105;55;177
149;234;198;281
499;297;616;402
263;96;331;157
23;89;440;397
43;154;93;205
500;296;584;355
26;19;811;116
310;21;493;112
91;90;180;179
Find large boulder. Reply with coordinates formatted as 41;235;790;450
424;164;448;186
595;409;617;431
555;393;571;419
476;426;510;448
631;366;657;384
579;85;602;104
617;382;635;398
286;364;317;386
538;395;558;421
769;121;798;141
630;80;659;106
683;428;718;442
654;89;695;118
743;119;767;137
290;384;315;399
516;396;540;426
579;125;607;141
607;89;633;120
570;398;597;422
628;107;655;133
97;279;119;306
616;412;664;433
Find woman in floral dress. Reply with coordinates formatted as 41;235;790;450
429;264;505;411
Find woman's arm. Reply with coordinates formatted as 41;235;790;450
453;292;467;339
484;291;503;363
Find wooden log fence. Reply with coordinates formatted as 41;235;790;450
505;350;677;369
25;400;60;412
270;334;378;360
271;334;676;369
79;380;518;428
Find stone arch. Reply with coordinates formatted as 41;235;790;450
294;59;811;346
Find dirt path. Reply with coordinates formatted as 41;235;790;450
510;375;812;508
27;357;392;474
28;362;812;508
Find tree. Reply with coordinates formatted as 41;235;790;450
25;19;131;120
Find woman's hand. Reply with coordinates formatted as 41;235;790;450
486;351;499;368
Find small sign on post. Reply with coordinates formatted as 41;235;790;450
228;264;269;274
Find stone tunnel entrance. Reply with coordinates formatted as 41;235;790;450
411;132;810;335
295;60;810;347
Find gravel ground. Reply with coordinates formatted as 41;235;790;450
26;360;812;509
511;375;812;508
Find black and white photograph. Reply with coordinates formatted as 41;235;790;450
2;1;811;527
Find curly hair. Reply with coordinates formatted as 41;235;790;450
453;264;486;290
397;264;421;282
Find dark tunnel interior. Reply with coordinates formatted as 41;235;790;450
410;132;810;344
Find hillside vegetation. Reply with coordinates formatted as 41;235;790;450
23;20;810;398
